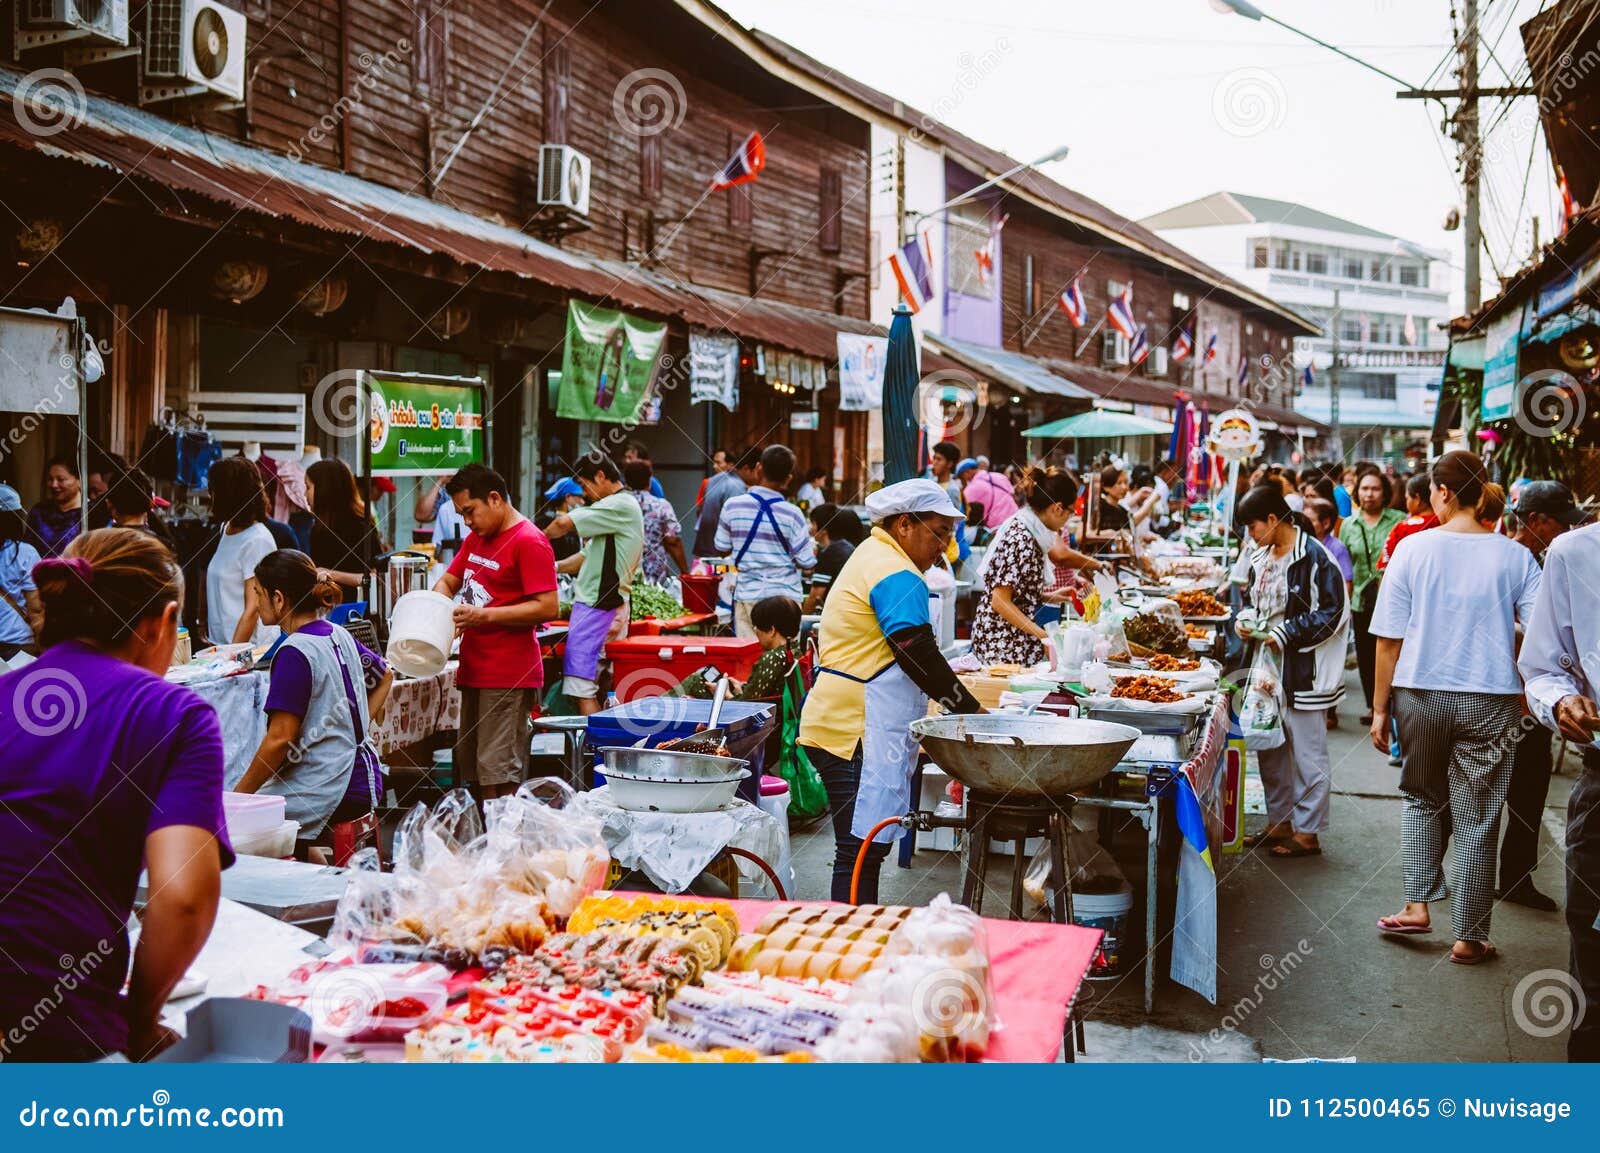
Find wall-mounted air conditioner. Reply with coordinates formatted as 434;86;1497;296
1146;347;1169;377
141;0;246;104
17;0;129;50
1102;331;1129;366
537;145;592;217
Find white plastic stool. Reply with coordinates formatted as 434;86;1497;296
757;775;794;896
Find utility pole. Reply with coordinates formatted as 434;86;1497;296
1460;0;1481;314
1330;287;1342;455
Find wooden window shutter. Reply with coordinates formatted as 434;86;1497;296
416;3;449;92
818;167;842;254
640;133;662;200
543;41;570;144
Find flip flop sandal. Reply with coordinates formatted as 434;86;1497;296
1269;841;1322;858
1243;831;1291;849
1377;916;1432;935
1450;944;1497;966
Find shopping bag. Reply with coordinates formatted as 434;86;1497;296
1238;641;1285;751
775;660;828;819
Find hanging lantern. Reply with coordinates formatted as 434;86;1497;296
296;273;349;317
212;259;269;303
14;217;64;267
428;301;472;339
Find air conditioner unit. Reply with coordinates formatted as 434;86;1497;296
537;145;592;217
18;0;129;47
1102;331;1129;366
1146;347;1169;377
141;0;246;104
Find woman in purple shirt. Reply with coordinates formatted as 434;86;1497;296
235;550;393;862
0;529;232;1061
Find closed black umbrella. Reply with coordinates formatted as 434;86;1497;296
881;304;921;485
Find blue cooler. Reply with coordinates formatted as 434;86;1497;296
585;698;777;806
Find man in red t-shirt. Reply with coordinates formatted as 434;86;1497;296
1378;473;1438;570
432;463;558;800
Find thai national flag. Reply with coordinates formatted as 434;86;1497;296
1236;355;1249;390
1302;363;1315;390
1107;283;1137;340
974;213;1008;286
1059;277;1087;327
1129;324;1149;366
1202;330;1218;364
887;234;935;315
712;132;766;190
1172;327;1193;363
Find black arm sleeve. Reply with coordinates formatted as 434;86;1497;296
886;624;983;714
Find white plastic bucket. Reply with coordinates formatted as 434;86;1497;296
1074;883;1134;979
386;590;456;678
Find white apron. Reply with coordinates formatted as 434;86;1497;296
819;659;928;844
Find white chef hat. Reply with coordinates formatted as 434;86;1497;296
865;478;964;522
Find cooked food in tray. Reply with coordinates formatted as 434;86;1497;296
1173;590;1228;618
1110;675;1189;703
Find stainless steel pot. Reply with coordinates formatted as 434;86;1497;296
598;745;747;782
378;551;432;621
910;714;1138;796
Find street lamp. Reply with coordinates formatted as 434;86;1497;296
908;143;1071;231
1209;0;1419;91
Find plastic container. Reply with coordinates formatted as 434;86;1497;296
679;571;721;615
156;998;312;1063
309;972;448;1046
230;819;300;859
1074;883;1134;979
756;775;794;894
604;635;762;701
386;589;456;678
223;792;286;839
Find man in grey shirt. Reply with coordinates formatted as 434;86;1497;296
694;448;759;557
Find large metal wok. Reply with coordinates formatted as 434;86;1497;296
910;714;1139;797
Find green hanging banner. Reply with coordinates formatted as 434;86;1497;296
557;300;669;424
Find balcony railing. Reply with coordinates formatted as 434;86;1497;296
1264;270;1448;306
1292;338;1445;368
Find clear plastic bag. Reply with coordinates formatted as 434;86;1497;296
480;778;610;919
880;893;996;1061
1239;642;1285;750
1023;810;1127;908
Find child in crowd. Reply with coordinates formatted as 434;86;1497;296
674;595;801;701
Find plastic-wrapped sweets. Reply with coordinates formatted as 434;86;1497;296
816;894;996;1062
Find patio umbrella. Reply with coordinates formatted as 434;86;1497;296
1022;409;1173;439
881;304;921;484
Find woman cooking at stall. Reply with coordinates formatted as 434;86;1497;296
971;467;1100;665
797;479;985;904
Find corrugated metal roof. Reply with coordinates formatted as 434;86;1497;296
0;65;920;368
925;334;1097;400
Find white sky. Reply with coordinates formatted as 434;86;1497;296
715;0;1558;312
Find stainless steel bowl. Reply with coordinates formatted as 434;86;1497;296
601;768;752;813
910;714;1139;796
598;745;747;782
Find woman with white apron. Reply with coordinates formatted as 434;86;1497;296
234;550;395;861
797;480;984;902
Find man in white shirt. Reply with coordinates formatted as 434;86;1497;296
1518;516;1600;1062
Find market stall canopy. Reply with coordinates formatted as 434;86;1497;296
1023;410;1173;439
925;334;1096;400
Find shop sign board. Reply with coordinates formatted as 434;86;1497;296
366;372;485;476
837;332;889;411
558;300;668;424
790;411;820;430
1481;301;1529;422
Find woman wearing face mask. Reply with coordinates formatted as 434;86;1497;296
1233;485;1350;858
797;479;984;903
1370;451;1539;963
971;467;1091;666
1339;470;1403;724
235;550;394;859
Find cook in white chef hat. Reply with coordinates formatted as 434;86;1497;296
864;478;964;523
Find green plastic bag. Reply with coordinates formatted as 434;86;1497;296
775;661;828;819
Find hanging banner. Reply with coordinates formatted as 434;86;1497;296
1481;301;1528;422
366;372;485;477
688;330;739;409
558;300;668;424
837;332;888;411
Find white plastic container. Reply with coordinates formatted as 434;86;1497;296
231;819;300;859
386;589;456;678
223;792;286;839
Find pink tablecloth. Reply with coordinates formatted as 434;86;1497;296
723;897;1101;1063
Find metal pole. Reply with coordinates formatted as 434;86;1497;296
1461;0;1481;314
1329;288;1342;458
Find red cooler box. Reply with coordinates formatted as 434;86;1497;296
605;635;762;700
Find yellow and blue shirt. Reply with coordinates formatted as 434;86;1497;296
797;527;931;759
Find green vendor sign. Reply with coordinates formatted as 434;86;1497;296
366;372;485;476
557;300;668;424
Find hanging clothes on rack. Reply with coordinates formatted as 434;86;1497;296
272;456;310;526
139;411;222;489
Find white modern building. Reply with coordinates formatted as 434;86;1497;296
1141;192;1451;462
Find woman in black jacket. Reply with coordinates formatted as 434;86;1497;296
1235;484;1350;858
